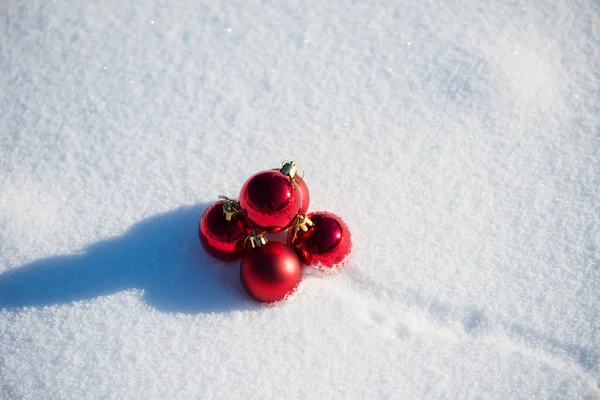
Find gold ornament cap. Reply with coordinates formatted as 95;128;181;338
244;231;268;250
280;161;298;179
222;201;240;221
295;214;314;232
290;214;314;244
219;195;241;221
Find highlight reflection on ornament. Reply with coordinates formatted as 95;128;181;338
295;174;310;215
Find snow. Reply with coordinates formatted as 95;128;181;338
1;0;599;398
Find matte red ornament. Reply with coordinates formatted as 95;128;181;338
288;211;352;268
240;241;302;303
198;200;247;261
239;169;302;233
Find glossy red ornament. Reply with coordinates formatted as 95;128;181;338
295;175;310;215
240;241;302;302
198;200;247;261
239;169;302;233
270;167;310;216
288;211;352;268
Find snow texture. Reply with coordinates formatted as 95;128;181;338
1;0;599;399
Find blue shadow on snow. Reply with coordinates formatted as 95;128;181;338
0;203;253;313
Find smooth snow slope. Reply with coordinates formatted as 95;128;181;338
1;1;599;399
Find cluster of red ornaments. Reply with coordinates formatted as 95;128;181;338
198;161;352;303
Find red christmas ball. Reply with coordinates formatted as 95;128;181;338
240;241;302;302
287;211;352;268
295;175;310;215
198;200;247;261
239;170;302;233
270;167;310;216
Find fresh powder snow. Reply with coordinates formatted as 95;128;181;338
1;1;599;399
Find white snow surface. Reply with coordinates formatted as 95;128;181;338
1;1;599;399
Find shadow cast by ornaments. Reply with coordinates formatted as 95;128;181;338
0;203;256;314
